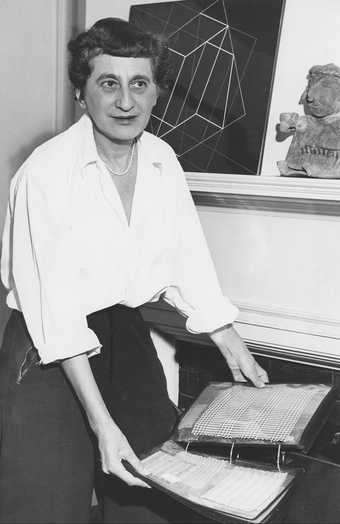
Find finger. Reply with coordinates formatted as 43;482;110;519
134;479;151;489
118;467;151;489
247;362;266;388
120;472;150;488
256;363;269;383
127;475;151;489
120;459;152;489
224;349;266;388
234;352;264;388
107;460;150;488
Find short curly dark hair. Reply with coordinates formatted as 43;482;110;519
68;18;171;96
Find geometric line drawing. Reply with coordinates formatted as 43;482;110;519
130;0;285;174
151;0;251;157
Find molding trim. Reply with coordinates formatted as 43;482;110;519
192;191;340;216
53;0;85;134
141;302;340;370
186;173;340;214
237;301;340;339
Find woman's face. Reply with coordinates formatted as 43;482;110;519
80;54;158;145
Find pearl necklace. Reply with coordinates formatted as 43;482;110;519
102;140;136;176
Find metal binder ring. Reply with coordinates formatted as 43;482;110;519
276;443;282;471
229;441;236;464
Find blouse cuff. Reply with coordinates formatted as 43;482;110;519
37;327;102;364
185;298;239;334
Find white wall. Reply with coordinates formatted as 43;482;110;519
86;0;178;27
0;0;55;338
0;0;78;341
201;208;339;318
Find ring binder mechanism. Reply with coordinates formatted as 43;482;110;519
226;440;285;471
126;382;336;523
229;440;236;464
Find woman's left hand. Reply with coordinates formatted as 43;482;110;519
209;324;269;388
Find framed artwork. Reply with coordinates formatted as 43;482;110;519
130;0;286;175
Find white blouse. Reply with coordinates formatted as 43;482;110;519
1;115;238;364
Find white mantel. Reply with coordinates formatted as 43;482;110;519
184;173;340;369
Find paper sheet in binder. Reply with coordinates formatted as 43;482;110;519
140;441;295;522
126;382;336;523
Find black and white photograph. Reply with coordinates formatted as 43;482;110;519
0;1;340;523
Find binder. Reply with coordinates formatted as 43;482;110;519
125;382;336;523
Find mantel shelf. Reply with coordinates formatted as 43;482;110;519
186;173;340;215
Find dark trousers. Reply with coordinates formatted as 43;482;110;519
0;306;178;524
0;310;94;523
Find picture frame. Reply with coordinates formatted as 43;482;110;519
130;0;286;176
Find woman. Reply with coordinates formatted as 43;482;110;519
0;18;268;524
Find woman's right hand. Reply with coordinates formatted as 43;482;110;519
95;418;150;488
60;354;150;488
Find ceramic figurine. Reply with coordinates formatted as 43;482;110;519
277;63;340;178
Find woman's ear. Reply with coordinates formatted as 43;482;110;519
75;89;86;109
